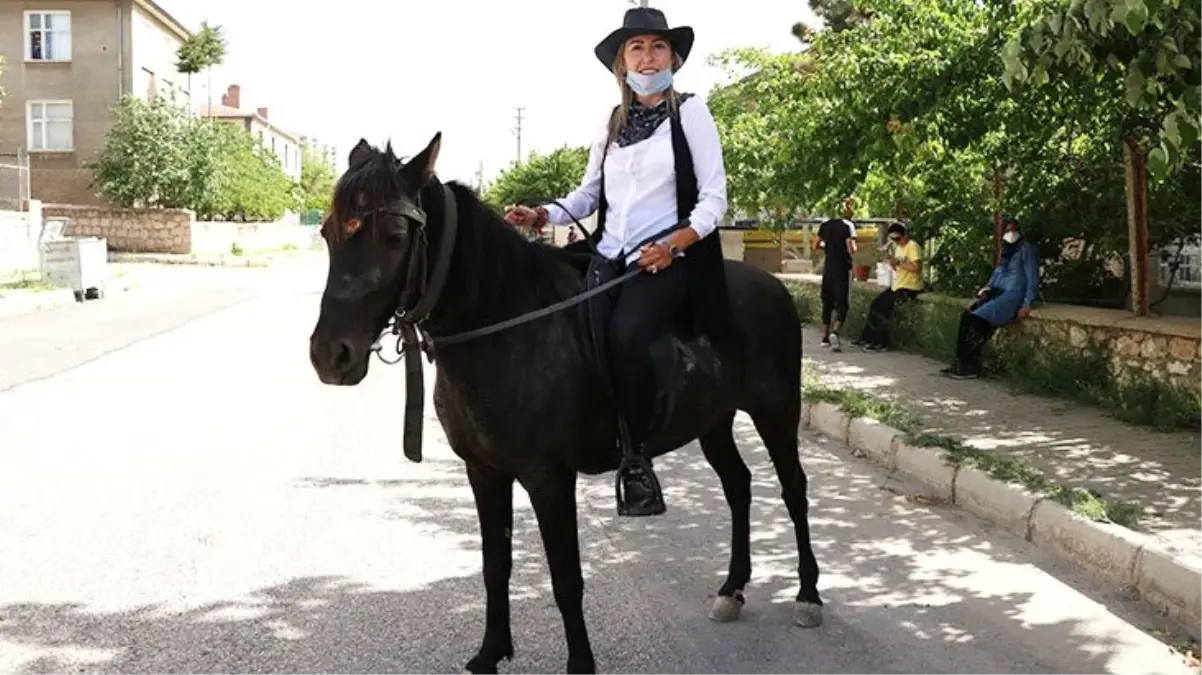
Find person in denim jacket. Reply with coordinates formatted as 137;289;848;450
942;216;1040;379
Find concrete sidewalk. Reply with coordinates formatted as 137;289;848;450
800;326;1201;567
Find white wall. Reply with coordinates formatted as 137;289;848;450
129;4;188;104
0;200;43;275
190;218;313;255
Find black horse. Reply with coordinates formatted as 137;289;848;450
308;135;822;674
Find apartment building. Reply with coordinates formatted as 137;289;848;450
0;0;192;205
299;135;340;176
198;84;302;183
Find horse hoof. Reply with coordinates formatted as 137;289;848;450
708;592;744;622
793;601;823;628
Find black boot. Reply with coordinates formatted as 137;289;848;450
616;451;666;517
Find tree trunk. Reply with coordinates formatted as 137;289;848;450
1123;136;1151;316
992;166;1004;265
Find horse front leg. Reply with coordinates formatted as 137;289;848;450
464;461;516;674
521;466;596;674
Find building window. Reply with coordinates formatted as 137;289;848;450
143;67;158;99
25;11;72;61
27;101;74;151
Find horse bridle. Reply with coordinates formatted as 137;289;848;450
350;182;459;465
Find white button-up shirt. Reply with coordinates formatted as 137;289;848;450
544;95;728;266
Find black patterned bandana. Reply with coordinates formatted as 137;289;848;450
615;92;694;148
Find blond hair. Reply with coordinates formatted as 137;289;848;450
607;44;685;146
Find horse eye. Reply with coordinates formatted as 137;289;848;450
385;228;406;248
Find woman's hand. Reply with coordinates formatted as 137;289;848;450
637;242;675;274
504;205;538;227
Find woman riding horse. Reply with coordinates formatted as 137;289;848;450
505;6;736;518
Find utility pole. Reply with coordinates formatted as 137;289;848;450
512;106;525;164
474;161;485;192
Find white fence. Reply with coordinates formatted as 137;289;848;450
1158;242;1201;289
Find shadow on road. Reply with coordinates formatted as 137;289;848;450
0;416;1177;673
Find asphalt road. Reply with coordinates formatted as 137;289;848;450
0;260;1192;674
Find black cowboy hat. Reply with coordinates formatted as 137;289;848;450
594;7;695;70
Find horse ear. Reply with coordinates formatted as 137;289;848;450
401;132;442;186
348;139;374;168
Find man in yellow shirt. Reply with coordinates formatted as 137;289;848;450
853;222;924;351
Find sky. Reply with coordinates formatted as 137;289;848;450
160;0;815;186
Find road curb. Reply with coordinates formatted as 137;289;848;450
804;400;1202;639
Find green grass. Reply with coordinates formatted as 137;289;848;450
0;273;57;292
801;374;1144;529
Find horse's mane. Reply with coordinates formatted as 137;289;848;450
436;181;586;326
328;145;586;327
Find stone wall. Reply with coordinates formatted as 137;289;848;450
780;273;1201;395
1019;308;1201;392
42;204;192;254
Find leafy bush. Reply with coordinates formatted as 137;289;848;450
89;94;298;221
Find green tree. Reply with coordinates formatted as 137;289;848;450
90;94;299;221
483;145;589;210
89;95;193;208
299;147;336;214
199;123;299;221
707;48;815;224
711;0;1199;303
175;21;227;112
1003;0;1201;179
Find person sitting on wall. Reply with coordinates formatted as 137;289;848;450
941;215;1041;380
852;221;924;352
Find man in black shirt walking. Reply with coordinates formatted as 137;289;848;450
813;204;857;352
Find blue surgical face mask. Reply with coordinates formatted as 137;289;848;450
626;68;674;96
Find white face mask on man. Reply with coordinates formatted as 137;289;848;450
1003;231;1021;245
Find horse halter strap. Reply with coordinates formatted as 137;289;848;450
378;181;459;465
391;182;459;329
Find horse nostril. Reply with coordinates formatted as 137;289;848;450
333;340;355;371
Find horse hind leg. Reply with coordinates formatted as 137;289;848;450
697;411;753;623
749;399;824;628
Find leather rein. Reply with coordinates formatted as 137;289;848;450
367;182;640;464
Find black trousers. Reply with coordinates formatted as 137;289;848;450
859;288;920;347
820;267;852;327
609;262;688;446
955;299;998;372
